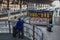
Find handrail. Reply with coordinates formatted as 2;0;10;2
24;22;43;40
24;22;43;34
0;21;45;40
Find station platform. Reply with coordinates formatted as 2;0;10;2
0;33;31;40
0;25;60;40
0;0;60;40
39;25;60;40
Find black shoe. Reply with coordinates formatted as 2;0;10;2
18;36;20;38
13;36;16;38
21;37;23;39
48;31;53;32
19;37;20;38
50;31;53;32
21;38;23;39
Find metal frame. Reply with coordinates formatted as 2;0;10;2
24;23;43;40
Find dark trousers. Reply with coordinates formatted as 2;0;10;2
47;27;52;32
13;27;17;37
18;29;24;38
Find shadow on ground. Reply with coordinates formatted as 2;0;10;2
0;33;31;40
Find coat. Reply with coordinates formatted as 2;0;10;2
16;20;24;31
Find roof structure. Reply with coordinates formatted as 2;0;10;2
2;0;54;4
20;0;53;4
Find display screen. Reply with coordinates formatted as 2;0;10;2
28;13;52;18
28;10;53;25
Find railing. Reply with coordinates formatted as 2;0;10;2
0;9;27;15
0;9;20;14
0;20;46;40
23;23;43;40
0;21;9;33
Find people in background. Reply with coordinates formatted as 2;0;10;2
16;18;24;39
11;16;18;27
47;18;53;32
10;16;18;37
49;18;53;32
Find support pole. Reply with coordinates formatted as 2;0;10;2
7;0;11;34
33;25;35;40
7;10;11;34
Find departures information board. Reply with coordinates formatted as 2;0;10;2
28;10;53;18
28;10;53;25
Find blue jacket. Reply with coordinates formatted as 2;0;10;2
16;20;24;30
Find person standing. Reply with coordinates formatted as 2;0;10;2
47;18;53;32
49;18;53;32
10;16;18;37
16;18;24;39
